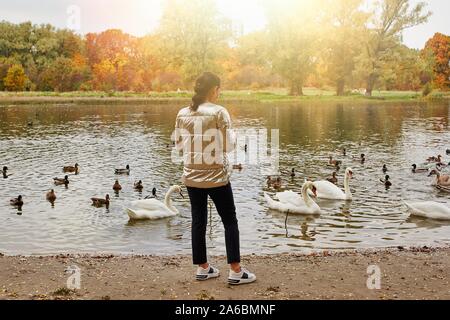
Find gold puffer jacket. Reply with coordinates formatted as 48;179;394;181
175;102;236;188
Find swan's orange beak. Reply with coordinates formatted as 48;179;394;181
348;171;353;178
312;186;317;197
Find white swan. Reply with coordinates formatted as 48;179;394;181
264;181;321;215
404;201;450;221
127;185;183;220
310;168;353;201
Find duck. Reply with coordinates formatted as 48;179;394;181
127;185;184;220
310;168;353;201
91;194;110;207
144;187;157;199
134;180;144;190
233;164;243;170
10;195;23;207
46;189;57;202
411;164;428;173
428;170;450;186
446;149;450;156
54;175;69;186
266;176;275;188
326;172;338;185
63;163;79;174
342;148;347;157
382;165;388;173
115;165;130;174
113;180;122;191
380;175;392;188
404;201;450;221
427;155;442;163
2;166;12;178
264;181;321;215
290;168;296;178
328;156;341;167
353;154;365;163
273;177;283;190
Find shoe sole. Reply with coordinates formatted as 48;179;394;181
196;273;220;281
228;277;257;285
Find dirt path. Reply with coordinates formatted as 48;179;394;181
1;247;449;300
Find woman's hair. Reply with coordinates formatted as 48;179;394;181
191;72;221;111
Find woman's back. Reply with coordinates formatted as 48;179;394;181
175;102;235;188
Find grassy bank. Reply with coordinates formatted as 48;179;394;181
0;88;448;105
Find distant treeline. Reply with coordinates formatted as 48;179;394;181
0;0;449;96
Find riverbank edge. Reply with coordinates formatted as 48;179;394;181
0;95;447;106
1;245;449;300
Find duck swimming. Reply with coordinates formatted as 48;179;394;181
115;165;130;174
113;180;122;191
328;156;342;167
382;165;388;173
326;172;338;185
2;166;11;178
46;189;57;202
10;195;23;207
412;164;428;173
144;187;157;199
233;164;243;170
91;194;110;207
134;180;144;190
380;175;392;188
54;175;69;186
63;163;79;174
290;168;296;178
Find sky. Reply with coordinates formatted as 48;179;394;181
0;0;448;49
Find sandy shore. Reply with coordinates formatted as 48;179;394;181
1;247;449;300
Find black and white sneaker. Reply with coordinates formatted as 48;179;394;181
228;268;256;285
196;265;220;281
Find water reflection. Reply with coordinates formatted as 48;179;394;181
0;102;449;255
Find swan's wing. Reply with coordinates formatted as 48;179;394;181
275;191;304;207
127;208;176;220
264;193;319;215
131;199;167;211
404;201;450;220
313;181;345;200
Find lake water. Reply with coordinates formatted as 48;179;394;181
0;101;449;256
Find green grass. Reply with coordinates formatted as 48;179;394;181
0;88;448;104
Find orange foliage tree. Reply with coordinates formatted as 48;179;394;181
424;33;450;90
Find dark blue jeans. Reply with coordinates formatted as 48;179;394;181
187;183;241;265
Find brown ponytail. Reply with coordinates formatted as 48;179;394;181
191;72;221;111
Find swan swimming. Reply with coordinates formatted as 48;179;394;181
404;201;450;221
264;181;321;215
127;185;183;220
310;168;353;201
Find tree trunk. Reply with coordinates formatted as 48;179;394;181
289;81;304;96
336;79;345;96
365;74;377;97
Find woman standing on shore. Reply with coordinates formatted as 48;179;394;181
174;72;256;285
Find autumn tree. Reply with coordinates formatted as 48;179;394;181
157;0;231;87
356;0;430;96
424;33;450;90
322;0;368;95
262;0;322;95
3;64;28;91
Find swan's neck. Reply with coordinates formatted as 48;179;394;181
164;187;179;213
344;174;352;199
302;185;315;207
